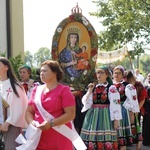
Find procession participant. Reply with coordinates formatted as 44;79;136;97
80;66;122;150
126;70;147;150
18;65;40;99
23;60;86;150
142;73;150;146
0;57;28;150
113;66;139;150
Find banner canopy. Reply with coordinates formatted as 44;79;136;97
97;45;128;64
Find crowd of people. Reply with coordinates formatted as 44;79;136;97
0;56;150;150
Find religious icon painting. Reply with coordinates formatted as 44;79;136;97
51;4;98;90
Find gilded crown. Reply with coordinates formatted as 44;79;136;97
71;3;82;14
67;27;80;35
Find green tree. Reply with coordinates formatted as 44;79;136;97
24;51;34;67
0;52;6;57
24;47;51;80
140;54;150;76
91;0;150;57
24;47;51;68
9;55;24;79
33;47;51;67
0;52;24;79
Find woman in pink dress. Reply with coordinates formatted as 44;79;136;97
25;60;76;150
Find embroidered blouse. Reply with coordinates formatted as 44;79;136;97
81;83;122;121
123;84;140;113
113;80;128;102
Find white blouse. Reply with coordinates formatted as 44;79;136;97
0;79;28;128
81;84;122;121
123;84;140;113
0;95;3;124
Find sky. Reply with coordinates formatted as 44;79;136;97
23;0;101;54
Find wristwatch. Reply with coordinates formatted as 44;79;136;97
50;119;54;127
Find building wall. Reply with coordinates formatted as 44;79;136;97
0;0;24;59
0;0;7;53
9;0;24;59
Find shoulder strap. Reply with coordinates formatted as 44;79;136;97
34;85;86;150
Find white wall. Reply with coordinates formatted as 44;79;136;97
0;0;7;53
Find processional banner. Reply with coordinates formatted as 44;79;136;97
97;45;128;64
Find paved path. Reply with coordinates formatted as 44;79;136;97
127;144;150;150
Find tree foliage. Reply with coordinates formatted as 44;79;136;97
24;47;51;80
24;51;34;67
140;54;150;76
33;47;51;67
25;47;51;68
7;55;24;79
91;0;150;57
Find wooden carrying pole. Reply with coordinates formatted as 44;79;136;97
125;45;134;73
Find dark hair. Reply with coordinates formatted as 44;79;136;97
82;46;86;50
125;70;136;83
67;33;79;46
125;71;134;80
0;57;22;97
41;60;63;81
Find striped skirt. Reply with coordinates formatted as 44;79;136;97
4;125;22;150
117;105;133;146
80;104;118;149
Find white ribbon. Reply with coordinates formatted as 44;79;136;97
15;122;42;150
16;85;86;150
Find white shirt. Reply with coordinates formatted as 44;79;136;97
135;73;144;84
81;84;122;121
0;79;28;127
123;84;140;113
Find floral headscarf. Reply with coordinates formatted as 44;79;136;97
96;66;113;85
113;65;125;76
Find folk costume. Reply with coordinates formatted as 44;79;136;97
80;66;122;150
113;66;141;147
113;80;133;146
133;81;147;144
